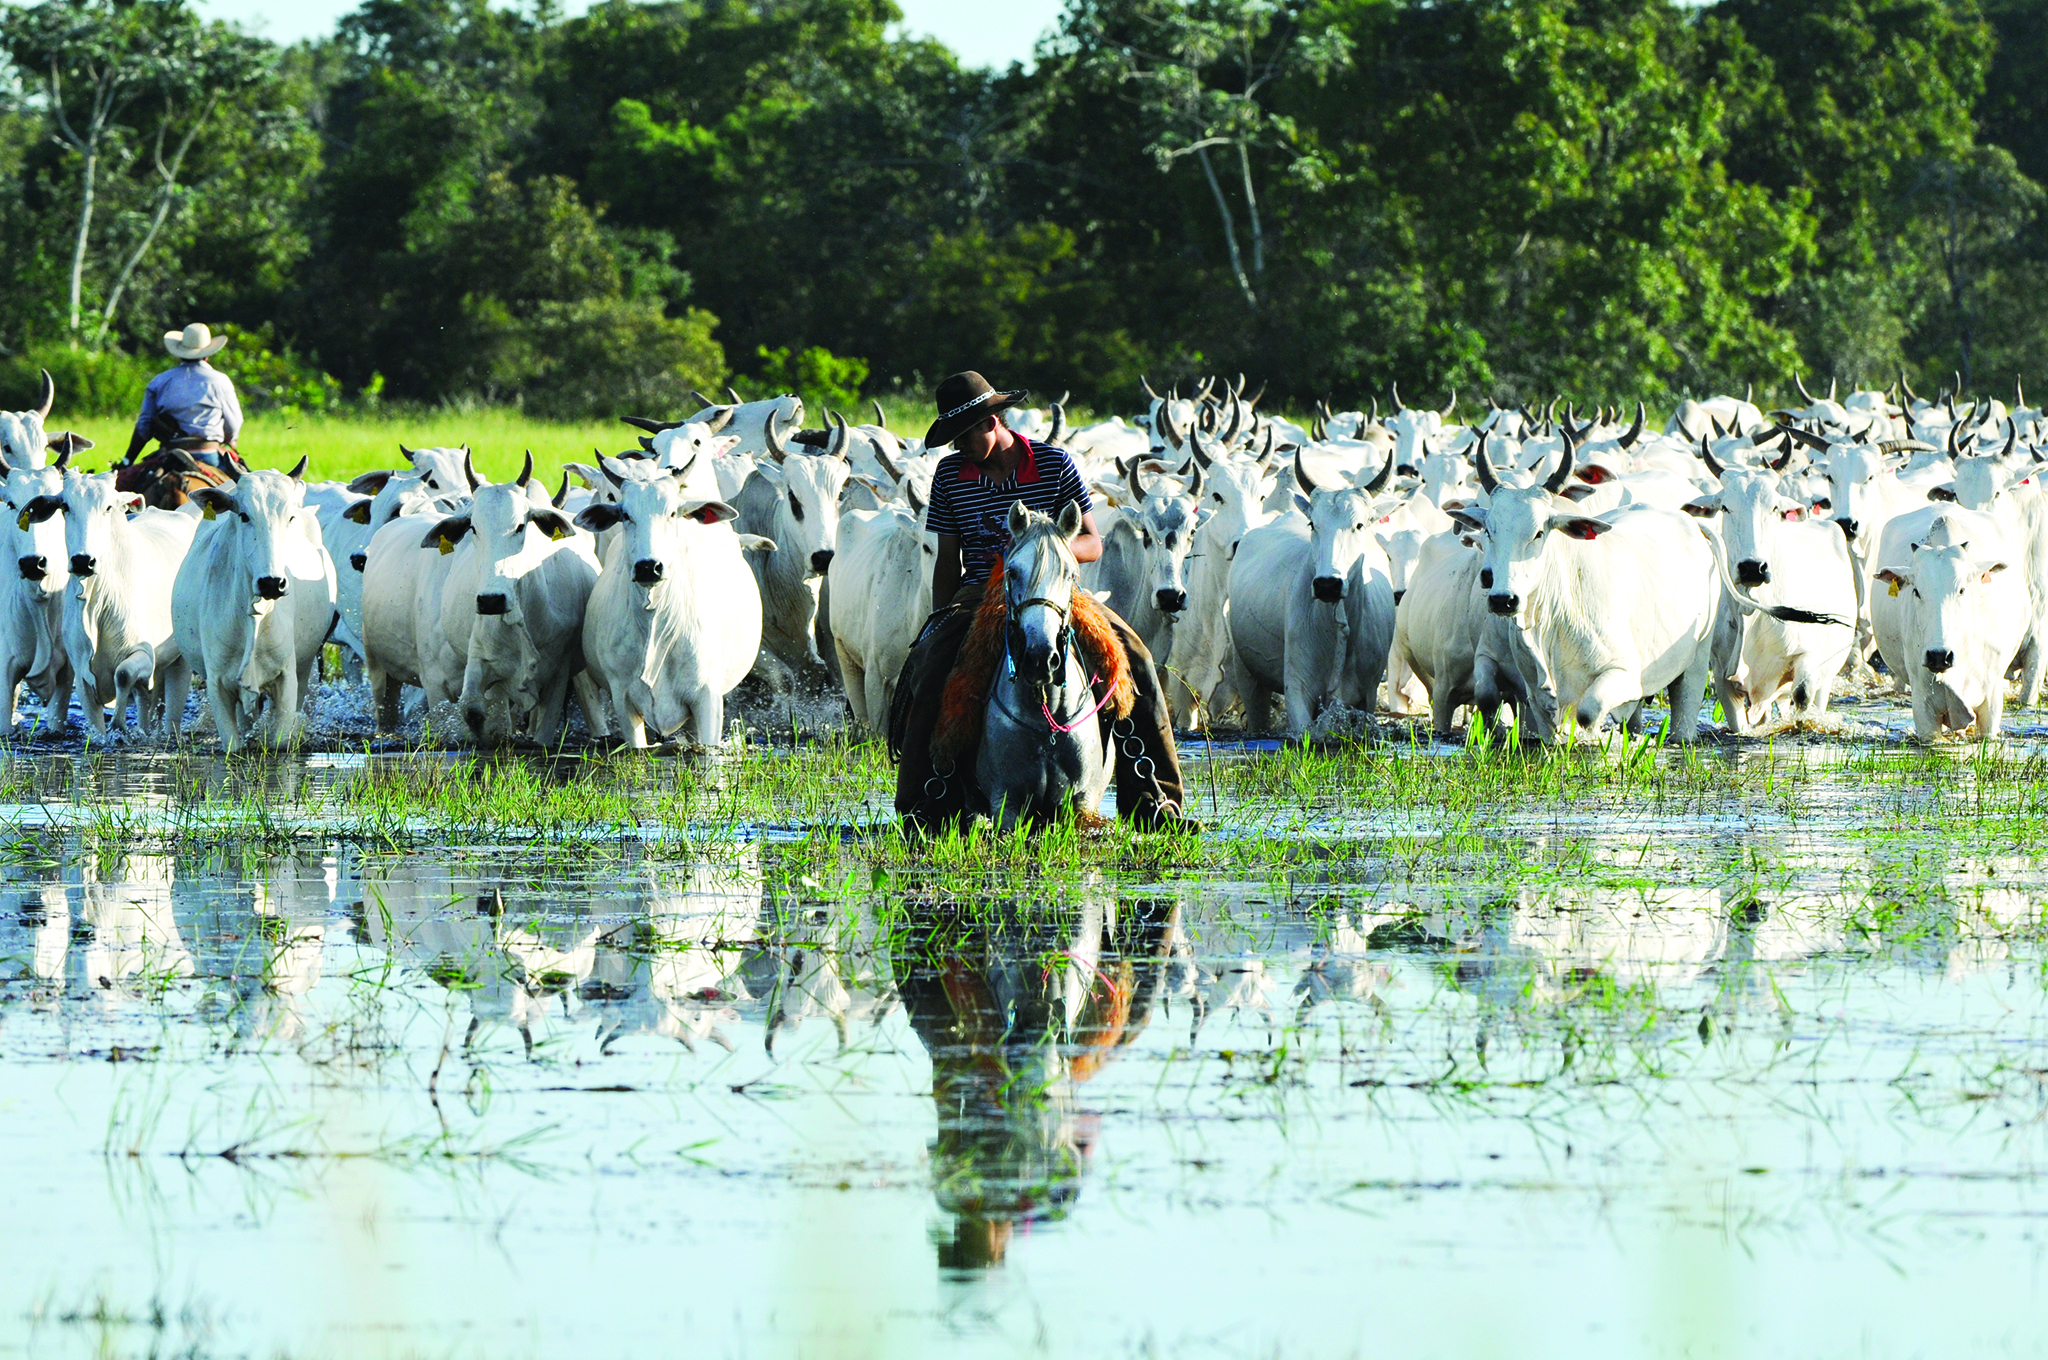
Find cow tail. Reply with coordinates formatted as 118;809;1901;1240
1693;521;1850;628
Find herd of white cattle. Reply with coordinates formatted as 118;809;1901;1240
0;371;2039;752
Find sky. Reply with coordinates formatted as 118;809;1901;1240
196;0;1065;69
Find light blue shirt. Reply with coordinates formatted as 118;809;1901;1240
135;359;243;443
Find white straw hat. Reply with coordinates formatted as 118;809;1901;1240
164;322;226;361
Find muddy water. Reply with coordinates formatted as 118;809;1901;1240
2;758;2048;1358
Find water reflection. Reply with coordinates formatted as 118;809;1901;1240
893;895;1179;1270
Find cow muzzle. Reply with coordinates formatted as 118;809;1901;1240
256;576;288;600
68;554;94;578
1836;517;1860;541
1736;559;1770;587
17;555;45;582
1488;593;1520;616
810;549;835;575
1155;588;1187;613
475;593;509;616
1311;576;1344;604
633;559;665;586
348;552;367;572
1924;648;1956;674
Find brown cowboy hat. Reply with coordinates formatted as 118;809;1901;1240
924;371;1027;448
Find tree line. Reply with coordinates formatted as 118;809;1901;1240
0;0;2042;419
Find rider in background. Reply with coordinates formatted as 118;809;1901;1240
889;370;1189;831
124;322;242;469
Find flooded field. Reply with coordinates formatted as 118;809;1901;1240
6;716;2048;1358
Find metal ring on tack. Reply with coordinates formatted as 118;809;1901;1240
924;777;948;801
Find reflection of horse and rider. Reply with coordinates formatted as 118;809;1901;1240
894;895;1181;1270
890;371;1194;832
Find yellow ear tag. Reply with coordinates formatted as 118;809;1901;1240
548;522;568;540
1888;579;1900;596
202;502;217;520
15;510;27;531
437;534;454;555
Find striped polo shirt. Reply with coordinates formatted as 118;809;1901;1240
925;436;1094;584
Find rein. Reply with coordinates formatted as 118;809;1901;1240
998;588;1112;738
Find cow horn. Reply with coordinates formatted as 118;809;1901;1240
621;416;684;433
53;444;69;471
464;450;481;490
1049;401;1068;444
1828;377;1838;402
638;435;656;452
1795;373;1816;403
1441;389;1457;419
1194;375;1215;401
286;455;308;482
1362;450;1393;494
517;450;533;487
1220;390;1243;444
1901;370;1920;404
690;389;718;409
2004;418;2017;459
726;385;744;405
870;398;888;430
1949;419;1963;456
827;410;851;460
1258;424;1276;468
1371;396;1380;422
1185;459;1204;500
1544;427;1575;494
1295;452;1323;494
33;368;52;420
1473;430;1497;494
1189;427;1215;468
1158;401;1183;450
873;437;903;483
1246;380;1266;408
553;468;570;507
1391;381;1405;412
1618;400;1645;449
2020;376;2029;410
597;455;628;488
399;443;417;463
1710;415;1726;440
1697;434;1725;479
763;409;791;463
1141;374;1161;402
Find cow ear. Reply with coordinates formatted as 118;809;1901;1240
1549;514;1614;540
47;431;92;455
686;499;739;525
193;488;235;520
528;509;575;541
1559;483;1598;502
574;503;625;533
1780;505;1807;522
347;469;395;495
1448;507;1487;532
1928;483;1959;502
1874;567;1908;588
737;533;777;554
421;515;471;553
748;459;787;488
1292;492;1312;516
343;499;373;524
1982;561;2010;582
1682;498;1720;518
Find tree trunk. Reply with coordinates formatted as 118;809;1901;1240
1197;145;1256;309
67;140;95;340
1237;141;1263;278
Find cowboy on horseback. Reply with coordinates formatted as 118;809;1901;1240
889;371;1192;832
123;322;243;469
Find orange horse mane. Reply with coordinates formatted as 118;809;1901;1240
933;562;1134;764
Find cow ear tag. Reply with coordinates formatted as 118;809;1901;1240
14;509;27;531
202;502;217;520
437;534;454;555
1888;579;1901;596
547;522;569;540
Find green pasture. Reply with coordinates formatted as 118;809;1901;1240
54;396;958;485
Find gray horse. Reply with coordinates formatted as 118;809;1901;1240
975;500;1115;830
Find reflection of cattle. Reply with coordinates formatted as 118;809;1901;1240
894;895;1177;1270
579;858;765;1055
760;898;898;1058
72;855;193;1004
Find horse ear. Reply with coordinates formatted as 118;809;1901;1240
1008;499;1032;539
1056;500;1082;540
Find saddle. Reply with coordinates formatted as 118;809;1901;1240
116;447;234;510
932;563;1135;764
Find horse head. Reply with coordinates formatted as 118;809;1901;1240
1002;498;1084;691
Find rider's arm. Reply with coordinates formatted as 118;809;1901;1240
932;533;963;605
1071;511;1102;565
219;374;243;447
126;377;160;462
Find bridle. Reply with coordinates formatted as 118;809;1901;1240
996;548;1111;739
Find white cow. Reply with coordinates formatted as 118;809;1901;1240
172;463;338;750
0;460;73;726
674;393;805;460
1388;530;1488;737
1228;456;1398;736
1824;440;1928;662
576;458;766;747
1454;433;1727;743
828;487;933;735
417;454;600;745
358;451;485;732
731;420;847;688
1683;450;1857;730
1871;508;2030;740
0;370;92;470
319;468;455;670
1928;435;2048;704
1085;459;1202;665
1172;440;1275;725
59;470;200;735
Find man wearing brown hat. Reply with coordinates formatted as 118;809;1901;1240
888;372;1189;831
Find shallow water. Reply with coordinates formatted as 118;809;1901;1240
2;740;2048;1359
